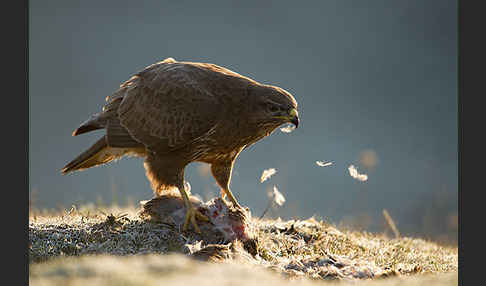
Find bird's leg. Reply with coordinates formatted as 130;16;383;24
177;183;209;233
144;155;208;233
211;160;242;208
222;187;241;209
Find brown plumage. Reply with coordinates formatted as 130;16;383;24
62;57;299;232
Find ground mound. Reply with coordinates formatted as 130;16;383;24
29;203;457;283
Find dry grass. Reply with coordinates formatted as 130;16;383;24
29;204;458;284
29;254;458;286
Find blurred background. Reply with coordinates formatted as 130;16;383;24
29;1;457;245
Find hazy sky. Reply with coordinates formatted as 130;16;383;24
29;1;457;239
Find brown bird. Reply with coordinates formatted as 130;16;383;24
61;57;299;233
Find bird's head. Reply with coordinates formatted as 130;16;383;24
249;84;299;130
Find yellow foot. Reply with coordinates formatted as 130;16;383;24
226;196;242;209
183;205;209;233
220;189;242;209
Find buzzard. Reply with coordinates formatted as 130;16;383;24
61;58;299;232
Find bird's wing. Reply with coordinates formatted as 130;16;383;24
113;59;224;152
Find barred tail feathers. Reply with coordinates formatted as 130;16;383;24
61;136;124;174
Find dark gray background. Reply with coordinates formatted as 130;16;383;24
29;0;457;243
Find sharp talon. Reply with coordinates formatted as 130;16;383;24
182;205;209;233
196;210;209;221
178;183;209;233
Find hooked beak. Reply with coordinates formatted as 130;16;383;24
289;108;299;128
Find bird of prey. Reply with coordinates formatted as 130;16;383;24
61;57;299;233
